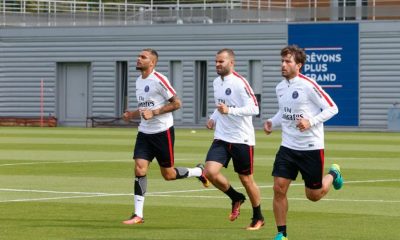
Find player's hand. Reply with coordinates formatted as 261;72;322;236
217;103;229;114
263;120;272;135
141;109;154;120
206;119;215;130
296;118;311;132
122;111;131;122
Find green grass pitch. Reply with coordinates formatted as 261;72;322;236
0;127;399;240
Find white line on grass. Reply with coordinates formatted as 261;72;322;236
0;158;194;167
0;188;123;195
340;179;400;184
2;178;398;196
1;193;400;204
0;159;131;167
0;179;399;203
0;194;128;203
140;194;400;204
0;187;217;197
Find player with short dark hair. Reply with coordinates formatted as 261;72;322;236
264;45;344;240
122;48;210;225
204;48;265;230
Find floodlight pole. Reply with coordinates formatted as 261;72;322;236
150;0;153;24
373;0;375;20
176;0;180;20
2;0;5;26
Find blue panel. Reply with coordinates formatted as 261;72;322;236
288;23;359;126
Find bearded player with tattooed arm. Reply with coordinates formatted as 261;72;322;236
122;48;209;225
263;45;344;240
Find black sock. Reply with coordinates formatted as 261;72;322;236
329;170;337;180
252;205;263;220
224;186;245;201
174;167;189;179
134;175;147;196
277;225;287;237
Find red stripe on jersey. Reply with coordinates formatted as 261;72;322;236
319;149;325;176
232;71;258;107
166;128;174;166
154;71;176;95
299;74;334;107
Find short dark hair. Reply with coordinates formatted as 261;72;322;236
142;48;159;62
281;45;306;67
217;48;235;60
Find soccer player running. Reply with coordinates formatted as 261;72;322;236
264;45;344;240
204;48;264;230
122;48;210;225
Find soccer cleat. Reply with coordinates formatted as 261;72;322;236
196;163;210;188
274;232;288;240
246;217;265;230
329;164;344;190
122;214;144;225
229;195;246;221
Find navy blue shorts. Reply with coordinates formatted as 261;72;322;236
205;139;254;175
272;146;325;189
133;126;175;168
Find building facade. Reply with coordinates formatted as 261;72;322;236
1;21;400;129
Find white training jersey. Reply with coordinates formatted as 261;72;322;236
209;72;259;146
135;70;176;134
269;74;338;150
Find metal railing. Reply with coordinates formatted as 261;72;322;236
1;0;400;27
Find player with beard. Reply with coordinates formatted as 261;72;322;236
204;48;265;230
263;45;343;240
122;48;210;225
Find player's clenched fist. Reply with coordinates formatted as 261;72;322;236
206;119;215;130
263;120;272;135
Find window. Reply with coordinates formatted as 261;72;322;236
249;60;262;118
338;0;368;20
170;61;183;122
116;61;128;117
195;61;208;122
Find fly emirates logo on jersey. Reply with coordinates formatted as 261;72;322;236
282;107;304;121
138;96;155;108
217;99;236;108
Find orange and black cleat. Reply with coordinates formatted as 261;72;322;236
122;214;144;225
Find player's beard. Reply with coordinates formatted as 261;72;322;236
136;65;147;71
217;67;230;77
281;68;293;79
282;67;298;80
281;70;288;78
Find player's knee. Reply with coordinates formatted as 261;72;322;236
161;172;176;181
273;184;286;196
205;172;214;182
204;169;216;181
239;175;254;187
306;192;322;202
135;168;146;176
307;195;321;202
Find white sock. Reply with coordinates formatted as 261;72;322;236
187;167;202;177
134;195;145;218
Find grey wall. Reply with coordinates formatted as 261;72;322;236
0;23;286;127
1;22;400;128
359;22;400;128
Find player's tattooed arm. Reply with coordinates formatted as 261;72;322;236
142;95;182;120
